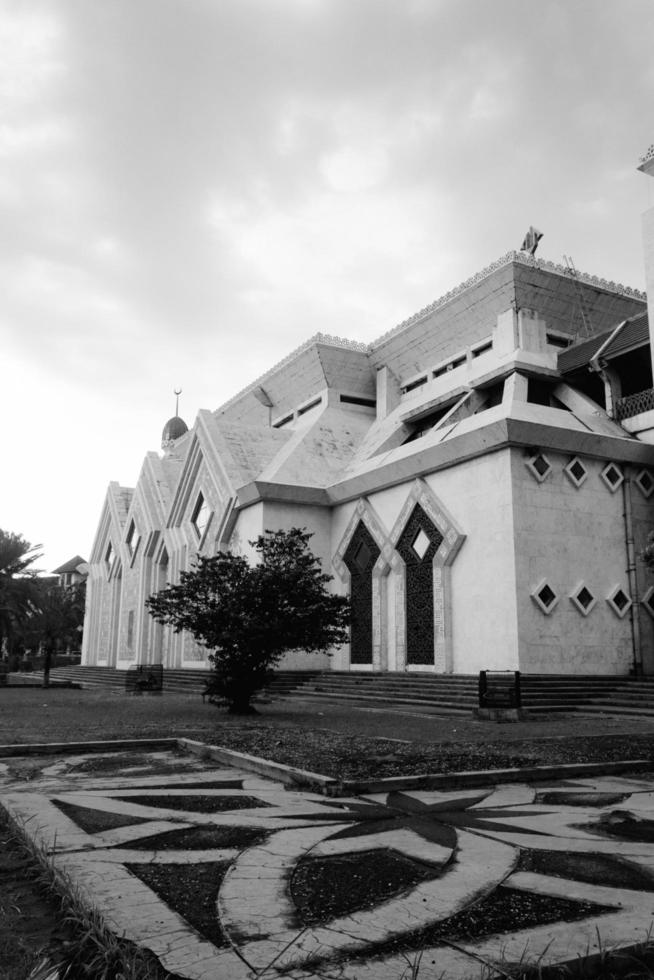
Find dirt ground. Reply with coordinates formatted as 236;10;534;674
3;685;654;748
0;809;73;979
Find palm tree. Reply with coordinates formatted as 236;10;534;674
0;530;42;660
20;581;86;687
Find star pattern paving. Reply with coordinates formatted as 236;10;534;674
3;751;654;979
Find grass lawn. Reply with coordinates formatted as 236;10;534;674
2;687;654;779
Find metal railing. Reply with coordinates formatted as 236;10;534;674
615;388;654;421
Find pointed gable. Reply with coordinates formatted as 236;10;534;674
89;482;133;566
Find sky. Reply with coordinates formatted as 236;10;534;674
2;0;654;572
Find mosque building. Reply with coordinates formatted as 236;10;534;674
82;157;654;679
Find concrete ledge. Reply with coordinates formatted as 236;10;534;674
177;737;339;792
0;739;649;799
0;738;177;758
334;759;652;796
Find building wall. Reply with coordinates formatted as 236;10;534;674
643;206;654;382
511;448;639;674
82;571;111;665
629;467;654;675
115;501;145;668
82;255;653;679
425;451;519;673
329;451;519;675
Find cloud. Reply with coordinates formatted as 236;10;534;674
3;0;654;570
320;144;390;192
0;4;64;105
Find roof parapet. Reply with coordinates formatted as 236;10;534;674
215;332;368;417
372;251;646;349
638;144;654;175
214;254;646;417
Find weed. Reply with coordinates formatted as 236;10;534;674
1;806;181;980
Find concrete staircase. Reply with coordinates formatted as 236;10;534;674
284;671;631;716
42;666;654;717
581;678;654;718
45;665;321;699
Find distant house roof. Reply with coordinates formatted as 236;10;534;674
52;555;88;575
558;312;649;374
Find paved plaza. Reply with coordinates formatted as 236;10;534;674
3;746;654;979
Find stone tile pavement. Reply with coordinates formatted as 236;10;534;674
2;748;654;979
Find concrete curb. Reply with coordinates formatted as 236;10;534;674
334;759;653;796
177;737;339;792
0;739;650;798
0;738;177;758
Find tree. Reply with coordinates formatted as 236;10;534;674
20;581;86;687
146;528;350;713
0;530;42;659
643;532;654;573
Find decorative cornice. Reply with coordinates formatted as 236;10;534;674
215;332;369;416
371;251;646;349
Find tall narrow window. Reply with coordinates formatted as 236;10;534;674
191;492;212;541
105;542;115;577
126;520;140;559
397;504;443;665
343;522;380;665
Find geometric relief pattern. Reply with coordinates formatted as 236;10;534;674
569;581;597;616
530;579;559;615
606;585;632;619
396;504;443;665
8;755;654;979
525;452;552;483
343;522;381;665
389;479;466;674
333;498;391;671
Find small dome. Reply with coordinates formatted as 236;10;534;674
161;415;188;445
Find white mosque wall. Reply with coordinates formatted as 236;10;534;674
512;449;639;675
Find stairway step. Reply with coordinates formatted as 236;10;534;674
48;667;654;718
291;691;471;714
580;704;654;717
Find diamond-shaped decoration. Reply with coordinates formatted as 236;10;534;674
600;463;624;493
525;453;552;483
570;582;596;616
607;585;632;618
577;587;593;609
353;540;372;573
643;586;654;619
411;528;431;560
538;584;556;606
612;590;629;611
531;579;558;614
635;469;654;499
564;457;588;488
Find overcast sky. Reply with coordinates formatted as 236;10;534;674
2;0;654;571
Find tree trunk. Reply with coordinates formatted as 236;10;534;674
42;645;52;689
228;699;258;715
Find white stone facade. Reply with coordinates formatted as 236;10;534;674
83;252;654;676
